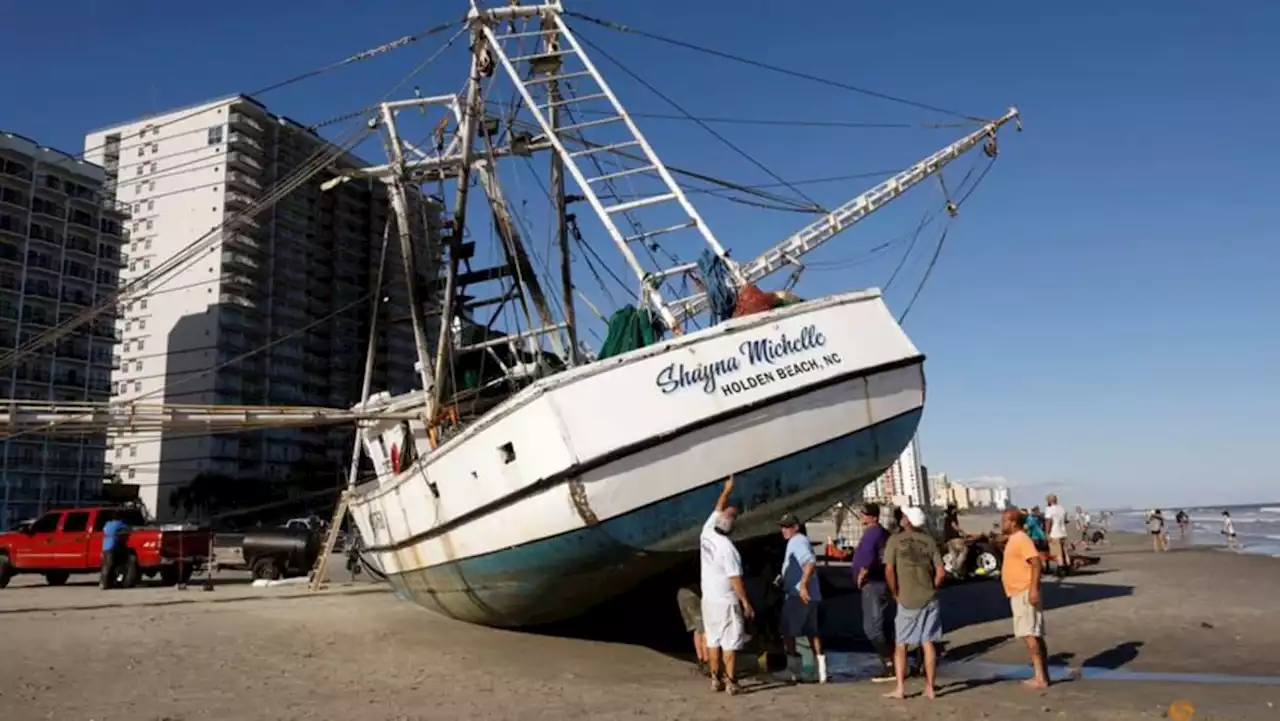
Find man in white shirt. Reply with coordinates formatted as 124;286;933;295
700;475;755;695
1043;495;1069;576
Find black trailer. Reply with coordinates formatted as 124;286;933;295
212;528;321;580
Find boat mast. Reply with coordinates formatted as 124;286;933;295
380;105;439;400
545;15;579;366
426;33;485;429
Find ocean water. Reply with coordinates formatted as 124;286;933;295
1107;504;1280;557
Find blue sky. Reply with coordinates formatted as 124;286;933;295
4;1;1277;509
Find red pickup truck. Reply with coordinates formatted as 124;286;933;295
0;506;212;588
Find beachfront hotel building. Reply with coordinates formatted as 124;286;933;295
84;95;438;520
863;433;928;507
0;130;128;528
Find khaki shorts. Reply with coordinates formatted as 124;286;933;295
676;587;703;633
1009;589;1044;638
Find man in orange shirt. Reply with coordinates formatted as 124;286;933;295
1001;508;1050;689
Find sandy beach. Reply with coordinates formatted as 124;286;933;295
2;534;1278;721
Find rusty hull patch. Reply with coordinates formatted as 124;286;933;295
567;477;600;526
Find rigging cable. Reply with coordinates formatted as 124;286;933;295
896;156;998;324
0;126;373;372
573;32;826;213
566;12;987;123
55;19;464;174
0;287;384;443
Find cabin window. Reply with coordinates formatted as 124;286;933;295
30;513;61;533
498;442;515;465
62;512;90;532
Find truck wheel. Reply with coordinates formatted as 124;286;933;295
44;571;70;586
251;557;281;581
116;554;141;589
0;556;12;589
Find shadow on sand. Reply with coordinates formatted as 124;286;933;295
529;564;1137;659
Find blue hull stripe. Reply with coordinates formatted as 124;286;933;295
385;407;923;627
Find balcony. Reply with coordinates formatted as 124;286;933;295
227;132;264;155
100;196;131;217
224;232;264;255
224;190;257;212
30;199;66;221
221;251;260;271
0;188;27;211
67;210;97;229
0;159;32;181
226;171;262;192
65;237;96;259
224;213;260;232
54;374;85;389
229;112;266;135
218;292;258;310
227;152;262;172
27;226;62;249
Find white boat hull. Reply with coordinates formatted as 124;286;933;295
349;289;925;627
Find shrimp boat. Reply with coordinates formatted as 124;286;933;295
339;1;1020;627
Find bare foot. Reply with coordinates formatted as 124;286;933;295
924;686;936;699
883;689;907;700
1022;678;1049;690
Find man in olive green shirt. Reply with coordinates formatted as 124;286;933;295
883;507;945;699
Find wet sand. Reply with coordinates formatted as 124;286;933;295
2;539;1278;720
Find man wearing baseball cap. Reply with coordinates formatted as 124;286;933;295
778;512;827;683
883;506;945;699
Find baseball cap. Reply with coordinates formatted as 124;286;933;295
903;507;927;528
779;513;800;527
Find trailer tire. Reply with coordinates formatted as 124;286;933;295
251;556;282;581
0;555;12;589
44;571;69;586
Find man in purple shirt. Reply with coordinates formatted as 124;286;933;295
851;502;895;682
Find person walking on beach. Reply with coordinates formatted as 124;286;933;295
851;502;895;683
1175;510;1191;542
942;503;970;574
1044;495;1070;576
1146;509;1168;552
778;513;826;683
1023;508;1047;545
1074;506;1092;544
676;584;709;677
1001;509;1051;690
700;475;754;695
883;507;945;700
1221;511;1243;551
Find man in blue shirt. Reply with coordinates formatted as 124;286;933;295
778;513;826;683
99;515;130;590
850;502;895;682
